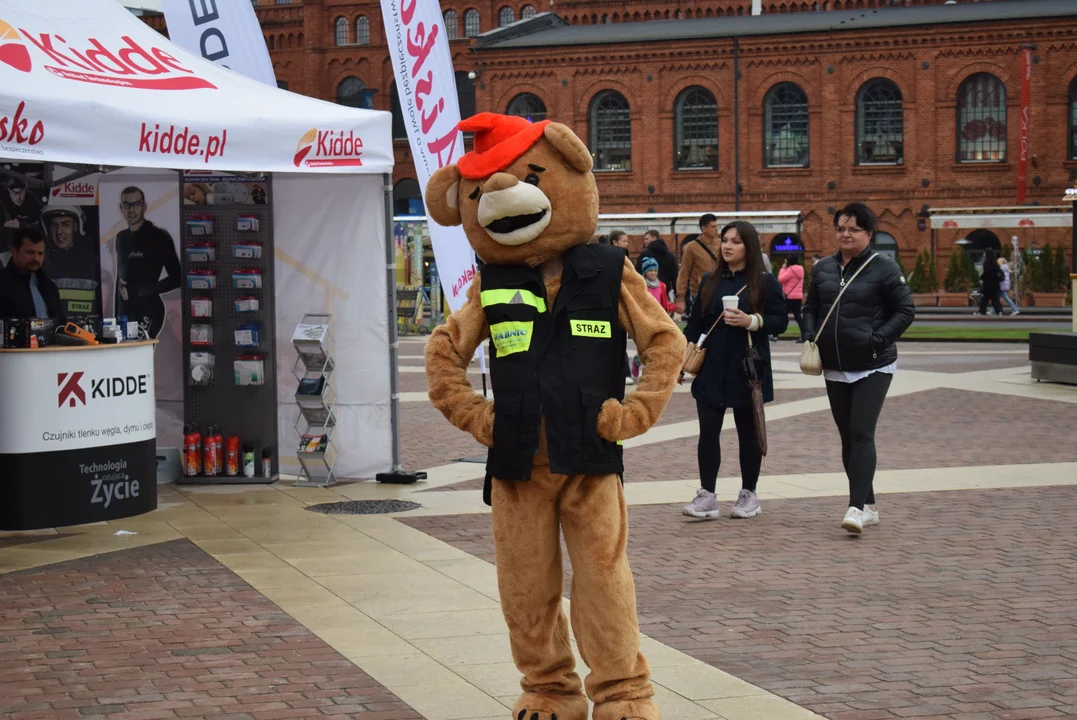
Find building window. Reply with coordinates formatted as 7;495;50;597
856;78;904;165
356;16;370;45
506;93;547;122
1068;79;1077;160
456;71;476;120
872;231;899;263
390;83;406;139
275;0;290;4
394;178;424;216
763;82;810;168
674;86;718;171
589;90;632;172
267;35;275;50
957;73;1007;163
444;10;459;39
334;16;349;46
464;9;481;36
336;77;366;108
499;6;515;26
276;79;289;90
521;4;537;18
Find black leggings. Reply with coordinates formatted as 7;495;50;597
825;372;893;510
696;400;761;493
979;289;1002;315
786;298;803;336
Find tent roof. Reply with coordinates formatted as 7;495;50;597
0;0;392;174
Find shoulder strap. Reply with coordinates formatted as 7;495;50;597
814;253;878;338
697;284;746;348
693;237;717;262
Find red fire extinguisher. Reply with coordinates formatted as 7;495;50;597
203;427;217;477
214;427;224;475
184;424;201;477
225;436;240;476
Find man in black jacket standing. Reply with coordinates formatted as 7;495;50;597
0;226;63;321
114;186;181;339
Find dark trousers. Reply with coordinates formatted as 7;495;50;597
786;298;803;336
978;289;1002;315
696;400;761;494
825;372;893;510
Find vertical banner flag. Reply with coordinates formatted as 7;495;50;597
1017;46;1032;205
380;0;478;318
161;0;276;87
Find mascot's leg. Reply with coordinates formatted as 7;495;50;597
492;467;588;720
560;474;661;720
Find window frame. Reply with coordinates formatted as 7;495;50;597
336;77;366;108
956;73;1008;164
498;6;515;27
763;82;810;169
464;8;481;37
673;85;719;171
521;4;537;19
855;78;904;166
506;92;547;122
355;16;370;46
588;90;632;173
444;9;459;39
333;16;349;46
1069;78;1077;161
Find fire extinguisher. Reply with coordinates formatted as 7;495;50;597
203;427;217;477
225;436;240;476
214;427;224;475
184;424;201;477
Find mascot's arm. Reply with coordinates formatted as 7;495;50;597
424;277;494;447
597;259;687;442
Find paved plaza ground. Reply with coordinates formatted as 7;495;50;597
2;338;1076;720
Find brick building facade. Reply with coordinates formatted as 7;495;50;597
144;0;1076;271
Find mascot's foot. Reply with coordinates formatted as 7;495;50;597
512;692;588;720
592;698;662;720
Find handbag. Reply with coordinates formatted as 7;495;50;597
682;285;745;375
800;253;878;376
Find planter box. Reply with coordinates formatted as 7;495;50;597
938;292;970;307
1030;292;1068;308
911;293;939;307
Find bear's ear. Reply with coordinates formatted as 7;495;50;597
544;122;593;173
426;165;463;227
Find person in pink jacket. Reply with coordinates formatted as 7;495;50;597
778;258;806;342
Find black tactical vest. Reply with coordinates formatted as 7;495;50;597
479;243;627;505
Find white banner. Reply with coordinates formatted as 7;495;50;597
380;0;476;314
161;0;276;87
0;343;156;454
930;213;1073;230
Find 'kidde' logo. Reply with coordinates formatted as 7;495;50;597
52;180;95;199
57;371;150;409
4;20;216;91
58;372;86;408
293;127;364;168
0;20;31;72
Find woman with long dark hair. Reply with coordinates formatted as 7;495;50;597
976;249;1004;316
682;221;788;520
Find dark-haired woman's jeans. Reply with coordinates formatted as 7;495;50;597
825;372;893;510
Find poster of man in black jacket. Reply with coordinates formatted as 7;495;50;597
113;186;181;339
0;226;63;321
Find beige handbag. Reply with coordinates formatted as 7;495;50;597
682;286;745;375
800;254;878;376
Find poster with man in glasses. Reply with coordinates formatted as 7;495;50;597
112;185;181;339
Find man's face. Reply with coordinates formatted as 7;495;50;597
121;192;146;226
10;238;45;274
50;216;77;249
644;233;657;248
701;221;719;240
8;187;26;207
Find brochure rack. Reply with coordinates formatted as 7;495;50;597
292;314;337;487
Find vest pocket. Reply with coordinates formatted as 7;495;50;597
580;388;613;460
491;392;541;479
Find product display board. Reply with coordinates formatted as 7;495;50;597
177;173;278;484
292;314;337;486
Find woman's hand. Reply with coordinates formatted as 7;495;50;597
723;308;753;328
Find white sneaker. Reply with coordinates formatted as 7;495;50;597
862;505;879;527
841;506;863;534
683;488;720;519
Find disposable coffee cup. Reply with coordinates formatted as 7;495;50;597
722;295;740;312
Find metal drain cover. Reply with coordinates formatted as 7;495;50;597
306;500;421;515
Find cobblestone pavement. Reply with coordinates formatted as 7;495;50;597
403;484;1077;720
0;539;422;720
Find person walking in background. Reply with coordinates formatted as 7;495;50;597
635;229;679;302
609;229;630;254
976;249;1004;317
682;221;788;521
802;202;915;534
998;256;1020;316
641;257;675;316
676;213;720;318
778;257;806;342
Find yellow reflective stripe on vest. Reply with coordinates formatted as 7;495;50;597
58;289;97;301
480;289;547;313
570;319;611;338
490;320;534;357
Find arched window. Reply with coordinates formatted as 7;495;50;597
521;4;537;18
589;90;632;172
872;231;899;263
333;16;349;46
336;77;366;108
394;178;423;216
444;9;459;39
506;93;547;122
957;73;1007;163
498;6;515;26
856;78;904;165
674;86;718;170
763;82;810;168
267;34;275;50
1068;78;1077;160
464;8;481;36
355;16;370;45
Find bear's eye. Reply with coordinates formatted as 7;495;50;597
524;174;540;186
468;186;481;200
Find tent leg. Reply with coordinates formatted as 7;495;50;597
377;175;426;485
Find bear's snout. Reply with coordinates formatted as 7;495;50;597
477;177;553;247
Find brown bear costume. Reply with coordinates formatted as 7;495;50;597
424;113;685;720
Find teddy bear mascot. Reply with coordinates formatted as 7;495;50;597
423;112;685;720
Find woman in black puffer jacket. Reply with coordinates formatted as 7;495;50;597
802;203;915;535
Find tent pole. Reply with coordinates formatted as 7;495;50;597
384;174;403;473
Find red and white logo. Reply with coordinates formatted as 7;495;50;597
0;20;31;73
293;127;364;168
0;100;45;148
58;372;86;408
52;180;96;200
3;18;216;91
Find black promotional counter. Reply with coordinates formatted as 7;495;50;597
0;341;158;531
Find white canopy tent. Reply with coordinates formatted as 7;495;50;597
0;0;403;480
